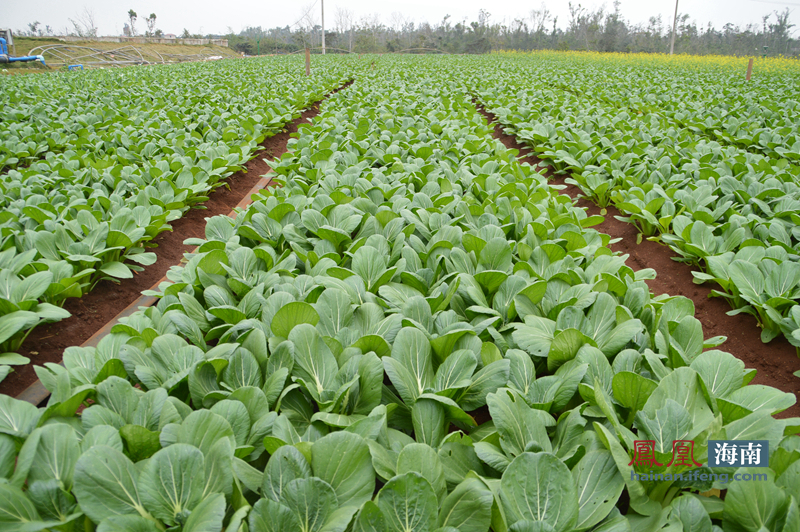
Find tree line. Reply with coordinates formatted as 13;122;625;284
16;2;798;57
227;2;797;57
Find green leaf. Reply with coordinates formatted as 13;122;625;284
376;472;438;532
765;261;800;298
203;438;233;498
611;371;657;413
571;450;624;530
500;452;578;532
412;398;448;447
311;431;375;509
385;327;434;404
289;324;338;397
73;445;148;522
548;328;591;371
397;443;447;503
210;400;251;447
669;316;704;364
479;237;512;273
233;457;263;494
598;319;642;357
487;388;552;457
670;495;712;532
722;469;787;532
512;318;555;359
120;424;161;462
139;443;205;526
352;501;386;532
282;477;338;532
0;483;42;530
354;353;384;415
352;246;389;291
11;271;52;303
160;410;235;456
29;423;80;489
249;498;301;532
437;477;493;532
729;260;764;304
723;385;796;417
97;515;162;532
507;521;556;532
263;445;311;502
315;288;354;338
689;350;749;398
593;423;660;517
434;349;477;394
272;302;320;338
181;493;226;532
0;311;38;346
642;367;713;434
460;359;510;411
99;261;134;279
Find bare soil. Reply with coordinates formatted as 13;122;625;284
2;91;340;398
478;104;800;419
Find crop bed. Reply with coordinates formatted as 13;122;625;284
473;53;800;351
476;105;800;418
0;55;799;532
2;80;354;399
0;57;353;382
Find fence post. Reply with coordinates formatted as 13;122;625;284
305;48;311;76
746;58;754;81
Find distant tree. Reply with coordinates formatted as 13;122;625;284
27;21;41;36
69;8;98;38
768;8;795;53
600;0;626;52
234;40;254;55
145;13;157;37
181;28;191;38
123;23;132;37
128;10;138;36
154;29;163;37
335;7;355;52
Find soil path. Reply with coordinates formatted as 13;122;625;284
2;83;351;398
477;104;800;419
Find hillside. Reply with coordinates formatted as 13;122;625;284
3;36;239;72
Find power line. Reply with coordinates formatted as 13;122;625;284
750;0;800;6
289;1;320;29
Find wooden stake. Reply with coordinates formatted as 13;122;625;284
305;48;311;76
746;57;754;81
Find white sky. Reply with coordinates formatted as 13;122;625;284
4;0;800;37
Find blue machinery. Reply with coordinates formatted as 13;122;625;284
0;36;46;66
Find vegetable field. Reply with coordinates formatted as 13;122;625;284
0;53;799;532
0;59;351;376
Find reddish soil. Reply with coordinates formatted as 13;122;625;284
477;104;800;419
1;87;347;399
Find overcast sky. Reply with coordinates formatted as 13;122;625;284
5;0;800;37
